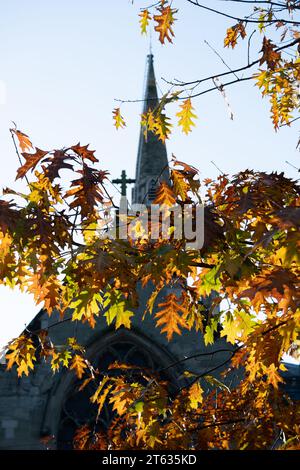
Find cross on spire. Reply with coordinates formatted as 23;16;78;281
112;170;135;197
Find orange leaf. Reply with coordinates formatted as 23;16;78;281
154;5;177;44
155;293;189;341
70;354;88;379
154;181;176;206
11;128;33;153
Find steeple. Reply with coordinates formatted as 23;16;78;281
132;54;169;205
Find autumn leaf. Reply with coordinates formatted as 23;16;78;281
16;148;48;179
155;293;189;341
265;363;285;389
6;335;36;377
259;37;281;70
171;169;189;201
224;22;246;48
70;291;103;328
66;165;108;218
154;111;172;142
42;149;74;181
104;299;134;329
71;143;98;163
73;425;92;450
0;200;20;233
112;108;126;130
220;310;256;345
188;381;203;410
11;128;33;153
51;350;71;373
141;109;172;142
176;98;197;135
109;379;139;416
70;354;88;379
139;9;151;35
154;4;177;44
154;181;176;206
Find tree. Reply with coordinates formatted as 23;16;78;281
1;121;299;449
115;1;300;143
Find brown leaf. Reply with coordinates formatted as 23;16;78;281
259;37;281;70
71;143;98;163
16;148;48;179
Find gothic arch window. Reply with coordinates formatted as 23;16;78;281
54;330;178;449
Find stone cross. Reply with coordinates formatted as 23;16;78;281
112;170;135;197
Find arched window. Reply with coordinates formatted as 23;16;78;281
49;330;179;449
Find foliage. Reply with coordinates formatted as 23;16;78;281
115;1;300;142
1;127;299;449
1;0;300;452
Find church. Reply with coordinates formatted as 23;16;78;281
0;54;299;450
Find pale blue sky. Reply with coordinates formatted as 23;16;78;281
0;1;299;348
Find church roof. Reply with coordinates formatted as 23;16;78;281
132;54;169;204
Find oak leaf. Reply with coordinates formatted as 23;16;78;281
16;148;48;180
11;128;33;152
71;143;98;163
104;300;134;329
112;108;126;129
224;23;246;49
154;5;177;44
155;293;189;341
6;335;36;377
188;381;204;410
259;37;281;70
70;354;88;379
139;9;151;35
154;181;176;206
176;98;197;135
171;169;189;201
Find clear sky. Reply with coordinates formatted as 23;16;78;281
0;1;299;350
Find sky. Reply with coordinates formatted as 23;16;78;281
0;1;299;351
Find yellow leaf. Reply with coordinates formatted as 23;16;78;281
112;107;126;130
104;300;134;329
71;291;102;328
188;381;203;410
5;335;36;377
51;349;72;373
220;310;256;344
171;169;189;201
176;98;197;135
224;23;246;49
139;9;151;35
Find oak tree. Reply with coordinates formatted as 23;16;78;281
1;0;300;451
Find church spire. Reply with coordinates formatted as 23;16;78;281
132;54;169;205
